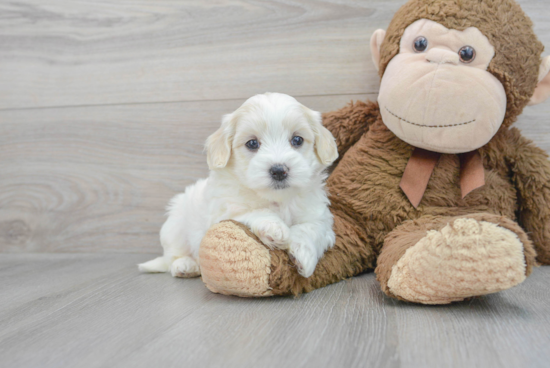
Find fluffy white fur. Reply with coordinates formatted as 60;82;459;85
138;92;338;278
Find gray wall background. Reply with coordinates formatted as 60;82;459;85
1;0;549;253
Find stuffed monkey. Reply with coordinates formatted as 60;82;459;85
198;0;550;304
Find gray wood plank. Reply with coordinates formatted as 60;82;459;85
1;0;547;110
0;253;548;368
0;94;374;253
0;0;382;110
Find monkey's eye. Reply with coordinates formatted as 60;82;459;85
413;36;428;52
291;136;304;147
459;46;476;63
245;139;260;150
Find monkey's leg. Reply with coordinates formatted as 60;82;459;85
376;214;537;305
199;209;375;297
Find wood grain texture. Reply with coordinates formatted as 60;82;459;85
0;253;549;368
0;94;374;253
0;0;381;110
0;0;550;255
1;0;547;110
1;2;549;367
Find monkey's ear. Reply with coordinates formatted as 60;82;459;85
529;56;550;106
370;29;386;72
205;113;235;170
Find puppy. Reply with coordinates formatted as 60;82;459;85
138;92;338;278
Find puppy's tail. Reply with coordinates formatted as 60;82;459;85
138;256;171;273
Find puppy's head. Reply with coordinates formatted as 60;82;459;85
205;93;338;201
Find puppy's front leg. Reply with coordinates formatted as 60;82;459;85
234;210;290;250
289;211;335;278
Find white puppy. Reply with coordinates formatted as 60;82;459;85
138;92;338;278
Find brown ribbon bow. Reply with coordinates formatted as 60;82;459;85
400;148;485;208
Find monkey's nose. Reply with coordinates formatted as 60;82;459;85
426;48;459;65
269;164;288;181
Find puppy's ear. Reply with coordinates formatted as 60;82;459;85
303;107;338;165
205;113;235;170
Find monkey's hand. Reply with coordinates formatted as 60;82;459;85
322;100;380;161
509;130;550;265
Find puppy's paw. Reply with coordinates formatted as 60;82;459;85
288;239;318;278
170;256;201;278
255;221;290;249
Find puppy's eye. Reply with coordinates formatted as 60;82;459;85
458;46;476;63
291;136;304;147
413;36;428;52
245;139;260;151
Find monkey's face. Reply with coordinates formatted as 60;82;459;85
377;19;507;154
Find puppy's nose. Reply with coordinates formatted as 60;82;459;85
269;164;288;181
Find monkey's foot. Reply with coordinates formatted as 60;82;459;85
199;221;275;297
379;217;530;305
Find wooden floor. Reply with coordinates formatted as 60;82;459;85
2;1;550;367
0;253;548;368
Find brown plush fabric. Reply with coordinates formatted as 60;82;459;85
198;0;550;304
199;221;273;297
381;217;531;304
378;0;544;128
271;100;546;296
201;106;549;299
322;100;381;161
376;213;537;301
269;208;375;295
507;130;550;264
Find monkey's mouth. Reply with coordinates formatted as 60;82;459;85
385;107;476;128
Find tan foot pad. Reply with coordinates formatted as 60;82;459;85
388;218;527;304
199;221;273;297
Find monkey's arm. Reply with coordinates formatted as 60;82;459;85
508;129;550;265
322;100;380;159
